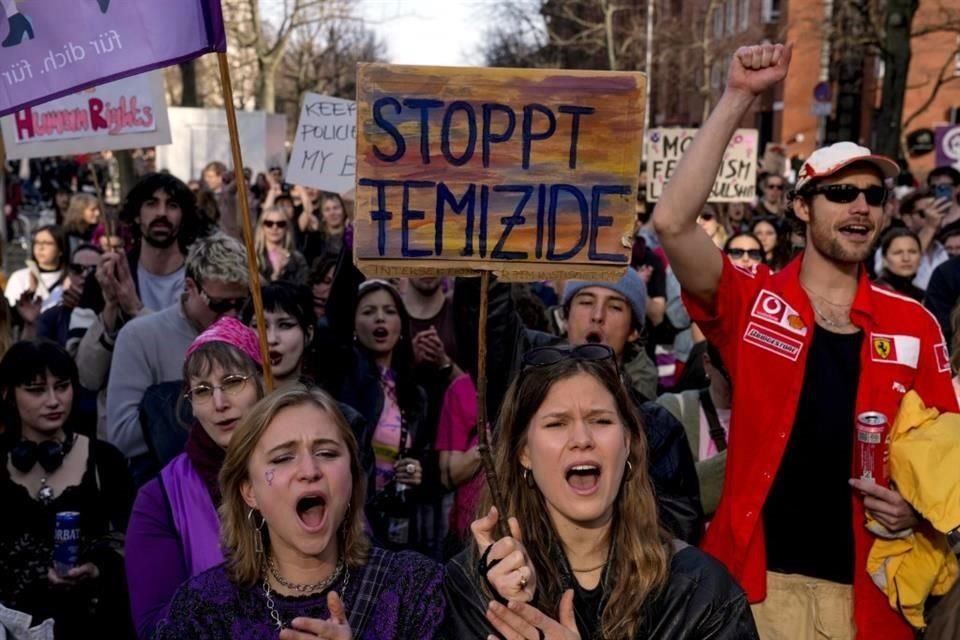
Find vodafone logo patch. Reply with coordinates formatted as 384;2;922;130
750;290;808;336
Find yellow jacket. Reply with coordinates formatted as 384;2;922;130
867;391;960;628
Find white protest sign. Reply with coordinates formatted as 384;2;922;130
285;93;356;194
646;128;758;202
0;71;170;160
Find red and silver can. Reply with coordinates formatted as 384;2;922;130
855;412;888;486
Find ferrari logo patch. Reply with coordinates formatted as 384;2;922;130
874;338;892;360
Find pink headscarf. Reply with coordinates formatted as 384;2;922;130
185;316;262;367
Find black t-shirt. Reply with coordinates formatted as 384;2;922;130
763;325;864;584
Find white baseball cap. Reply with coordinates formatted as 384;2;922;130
795;142;900;192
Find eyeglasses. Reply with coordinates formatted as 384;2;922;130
199;287;248;314
726;248;764;260
522;344;615;369
68;263;96;276
185;374;251;403
263;220;288;230
805;184;887;206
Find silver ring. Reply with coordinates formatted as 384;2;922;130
406;463;416;474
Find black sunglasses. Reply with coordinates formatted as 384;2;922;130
263;219;288;229
68;263;96;276
522;344;615;370
805;184;887;207
726;248;764;260
199;287;247;314
699;211;716;221
766;183;785;191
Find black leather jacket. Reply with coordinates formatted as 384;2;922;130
454;277;705;544
442;542;758;640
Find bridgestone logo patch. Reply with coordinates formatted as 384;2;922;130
742;321;803;361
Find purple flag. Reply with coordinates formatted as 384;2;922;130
0;0;225;116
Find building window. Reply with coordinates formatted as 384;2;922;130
713;4;724;38
761;0;780;23
726;0;737;35
739;0;750;31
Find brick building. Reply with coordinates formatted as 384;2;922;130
649;0;960;179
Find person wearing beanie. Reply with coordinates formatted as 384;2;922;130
454;265;703;544
653;43;957;639
124;316;266;640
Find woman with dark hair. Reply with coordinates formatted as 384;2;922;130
750;217;792;271
723;232;765;270
874;227;925;302
444;346;756;638
0;339;133;639
242;281;315;388
308;255;337;322
5;224;67;311
125;317;265;639
153;387;445;639
326;279;432;553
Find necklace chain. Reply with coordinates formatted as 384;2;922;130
801;284;854;328
262;558;350;631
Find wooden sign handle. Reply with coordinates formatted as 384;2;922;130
476;270;510;540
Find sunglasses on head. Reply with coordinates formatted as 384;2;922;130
805;184;887;206
263;219;288;229
726;248;764;260
199;287;247;314
522;344;615;370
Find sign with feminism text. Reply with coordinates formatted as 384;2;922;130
646;128;758;202
0;71;170;159
354;63;646;280
285;93;356;195
0;0;224;117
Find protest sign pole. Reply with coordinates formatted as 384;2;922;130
476;270;510;540
88;161;116;244
216;52;274;391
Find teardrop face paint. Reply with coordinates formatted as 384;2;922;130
265;468;275;486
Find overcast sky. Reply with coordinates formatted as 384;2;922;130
358;0;495;66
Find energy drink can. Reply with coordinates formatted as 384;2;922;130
53;511;81;576
855;412;888;486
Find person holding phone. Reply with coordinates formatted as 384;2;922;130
928;166;960;227
883;189;951;289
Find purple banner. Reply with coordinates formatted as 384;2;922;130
0;0;225;116
936;125;960;171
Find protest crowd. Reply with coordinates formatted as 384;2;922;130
2;9;960;640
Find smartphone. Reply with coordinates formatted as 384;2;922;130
935;183;954;203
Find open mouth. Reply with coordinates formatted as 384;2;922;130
372;327;389;340
269;350;283;367
296;494;327;532
585;332;603;344
565;464;601;495
215;417;239;430
838;223;872;240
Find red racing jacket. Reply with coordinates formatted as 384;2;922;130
683;253;959;640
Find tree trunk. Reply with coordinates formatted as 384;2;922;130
874;0;919;162
256;57;277;113
179;60;200;107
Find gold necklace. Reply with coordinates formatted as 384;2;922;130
571;561;607;573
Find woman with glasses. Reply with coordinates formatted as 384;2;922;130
5;224;67;312
697;205;728;249
723;232;765;270
444;345;756;639
256;205;308;285
0;339;134;639
124;316;265;639
874;227;925;302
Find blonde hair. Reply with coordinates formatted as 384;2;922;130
218;386;370;587
185;232;250;288
254;205;293;263
479;358;671;638
63;193;99;234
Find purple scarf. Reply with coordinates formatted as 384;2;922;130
185;422;226;505
161;427;225;577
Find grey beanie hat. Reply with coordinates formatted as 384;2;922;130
562;269;648;329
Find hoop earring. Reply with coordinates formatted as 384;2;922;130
523;467;535;488
249;508;266;554
625;459;633;479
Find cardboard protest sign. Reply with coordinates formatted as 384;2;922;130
0;0;224;116
646;128;758;202
285;93;355;194
354;64;646;280
0;71;170;160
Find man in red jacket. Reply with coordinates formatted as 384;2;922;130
653;43;959;639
